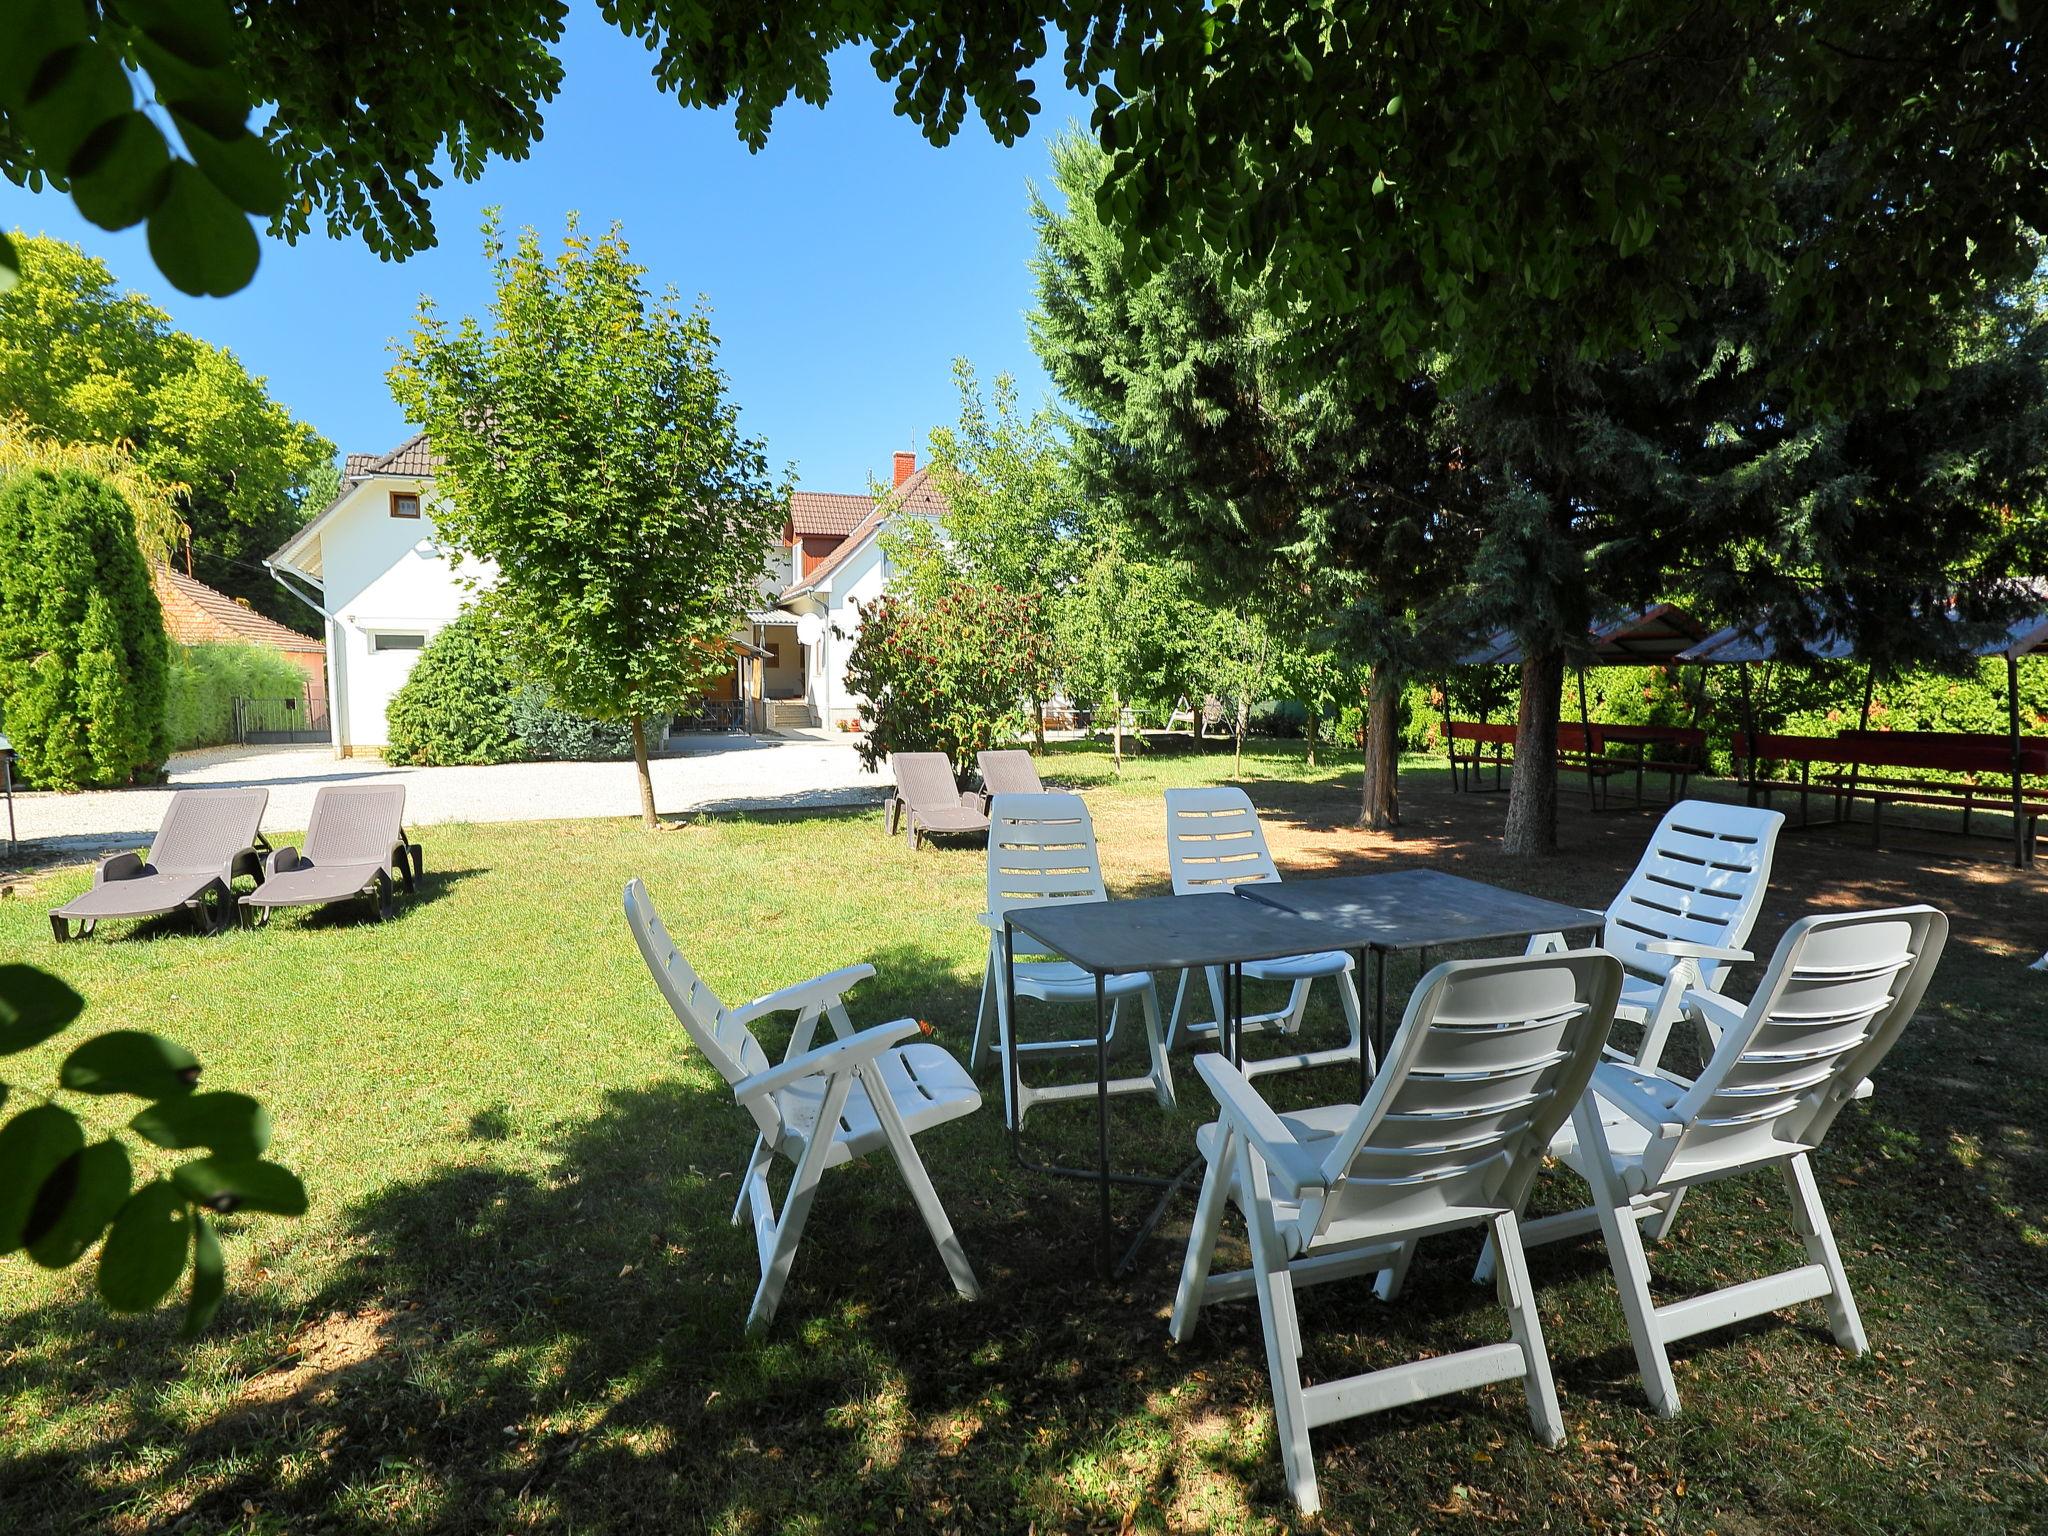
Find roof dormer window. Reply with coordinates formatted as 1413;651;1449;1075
390;491;421;519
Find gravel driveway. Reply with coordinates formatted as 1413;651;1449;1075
4;733;890;859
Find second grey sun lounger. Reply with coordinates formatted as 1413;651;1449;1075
886;752;991;849
51;787;270;940
976;750;1044;799
238;782;422;926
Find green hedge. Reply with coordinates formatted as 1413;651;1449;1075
164;642;309;751
385;608;631;766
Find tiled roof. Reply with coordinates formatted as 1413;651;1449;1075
154;567;322;653
789;492;874;538
780;466;947;599
355;433;442;478
343;453;377;477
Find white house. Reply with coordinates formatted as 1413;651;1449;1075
268;436;941;754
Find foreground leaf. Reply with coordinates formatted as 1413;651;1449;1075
180;1215;225;1337
0;1105;86;1251
60;1029;200;1099
0;963;85;1053
97;1180;191;1312
172;1157;307;1216
130;1092;270;1158
26;1140;134;1268
146;160;259;297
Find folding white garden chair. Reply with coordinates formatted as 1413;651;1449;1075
624;878;983;1333
968;792;1174;1129
1170;949;1622;1514
1528;799;1783;1070
1161;787;1367;1078
1489;904;1946;1416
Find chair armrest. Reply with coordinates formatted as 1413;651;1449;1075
1193;1056;1326;1199
94;850;147;886
1644;939;1753;965
733;1018;922;1104
726;963;878;1029
1590;1062;1687;1139
958;789;983;811
1680;987;1746;1039
265;846;302;877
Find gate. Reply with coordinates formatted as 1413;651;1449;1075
233;693;329;745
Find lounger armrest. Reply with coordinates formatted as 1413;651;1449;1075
733;1018;921;1104
1644;939;1753;965
94;850;147;886
1193;1056;1325;1198
265;846;302;877
726;963;878;1028
1589;1062;1687;1139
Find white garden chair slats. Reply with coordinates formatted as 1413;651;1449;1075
969;792;1174;1128
1171;950;1622;1514
1492;904;1946;1416
1161;788;1367;1079
1529;799;1784;1069
624;878;982;1333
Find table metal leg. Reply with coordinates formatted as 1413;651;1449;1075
1374;948;1388;1066
1095;972;1112;1275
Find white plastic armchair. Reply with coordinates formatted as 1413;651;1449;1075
1161;788;1366;1078
623;878;982;1333
968;792;1174;1128
1171;949;1622;1514
1494;904;1947;1416
1527;799;1783;1069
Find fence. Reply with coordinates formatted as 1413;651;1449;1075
232;693;330;746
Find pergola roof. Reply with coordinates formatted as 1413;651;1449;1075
1678;607;2048;664
1458;604;1711;668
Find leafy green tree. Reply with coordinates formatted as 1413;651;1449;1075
388;215;789;827
1030;132;1475;826
0;236;334;623
885;359;1082;745
1;963;302;1333
843;585;1056;775
0;467;169;789
1056;537;1203;770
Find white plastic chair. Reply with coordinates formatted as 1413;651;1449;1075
968;792;1174;1128
1530;799;1784;1069
1170;949;1622;1514
624;878;982;1333
1162;787;1367;1078
1492;904;1946;1415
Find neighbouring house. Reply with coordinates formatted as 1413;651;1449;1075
152;565;328;704
267;437;942;754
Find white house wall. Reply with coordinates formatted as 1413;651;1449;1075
812;535;890;725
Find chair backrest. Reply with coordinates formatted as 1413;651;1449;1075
985;791;1106;927
1604;800;1785;991
623;878;782;1141
977;749;1043;797
893;752;962;812
1303;951;1622;1239
1163;786;1280;894
149;787;268;874
305;783;406;869
1647;905;1947;1189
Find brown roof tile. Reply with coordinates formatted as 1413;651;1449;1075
358;433;443;478
789;491;874;538
154;567;322;653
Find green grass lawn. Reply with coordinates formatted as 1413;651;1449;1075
2;744;2044;1533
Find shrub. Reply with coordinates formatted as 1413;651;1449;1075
0;467;168;788
384;607;631;765
164;643;309;750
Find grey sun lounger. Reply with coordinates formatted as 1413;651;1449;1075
976;750;1044;799
51;787;270;940
886;752;991;849
238;782;422;925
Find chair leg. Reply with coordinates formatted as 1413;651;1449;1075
746;1072;854;1335
968;952;995;1076
1239;1141;1317;1515
863;1060;980;1301
1492;1211;1565;1445
1169;1126;1236;1344
1645;1185;1689;1242
1276;979;1313;1037
731;1135;771;1225
1592;1188;1681;1416
1372;1238;1417;1301
1140;979;1175;1109
1334;967;1370;1076
1165;968;1194;1050
50;913;70;942
1783;1152;1867;1354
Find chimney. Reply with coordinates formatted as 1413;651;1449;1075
892;451;916;488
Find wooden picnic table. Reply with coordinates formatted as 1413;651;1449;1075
1445;720;1705;808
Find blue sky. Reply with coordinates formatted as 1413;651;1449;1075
0;7;1089;493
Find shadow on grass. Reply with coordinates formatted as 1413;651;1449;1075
246;862;489;932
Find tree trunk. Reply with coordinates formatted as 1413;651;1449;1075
629;714;658;829
1234;695;1249;779
1502;649;1565;855
1111;691;1124;771
1305;707;1318;770
1360;664;1402;829
1033;696;1046;753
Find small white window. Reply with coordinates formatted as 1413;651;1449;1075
371;632;427;653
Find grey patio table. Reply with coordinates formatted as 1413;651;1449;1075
1005;870;1607;1275
1003;891;1342;1274
1235;868;1606;1074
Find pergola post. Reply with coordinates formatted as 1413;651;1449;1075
2008;651;2026;869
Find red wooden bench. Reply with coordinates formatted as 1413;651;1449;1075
1445;721;1517;792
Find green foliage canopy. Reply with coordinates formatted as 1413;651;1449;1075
164;641;308;752
0;467;169;788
